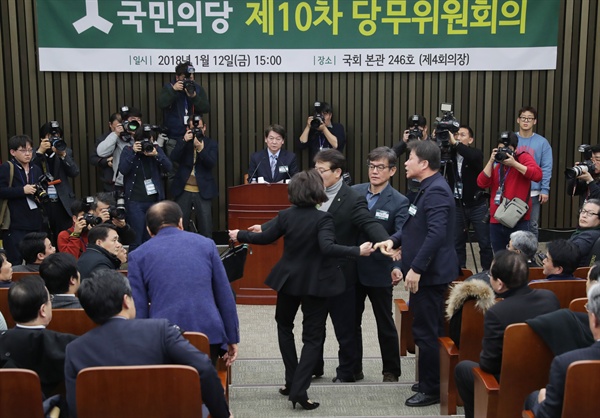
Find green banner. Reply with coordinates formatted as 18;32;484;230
37;0;560;72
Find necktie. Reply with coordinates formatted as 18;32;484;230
271;155;277;179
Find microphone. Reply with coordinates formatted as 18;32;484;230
248;155;267;183
279;158;292;182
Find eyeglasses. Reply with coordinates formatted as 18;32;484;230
16;148;34;154
367;164;392;171
315;168;332;174
580;209;600;217
519;116;535;122
47;294;54;304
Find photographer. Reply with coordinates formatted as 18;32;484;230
90;113;122;192
566;144;600;204
57;199;92;260
159;61;210;156
0;135;44;264
32;121;80;240
118;125;172;251
91;192;136;246
393;114;432;201
477;132;542;252
298;102;346;164
447;125;493;271
170;116;218;238
96;106;142;189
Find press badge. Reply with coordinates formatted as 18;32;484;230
408;204;418;216
375;209;389;220
454;181;463;199
26;197;38;210
278;166;288;173
144;179;158;195
47;184;58;200
494;189;502;205
183;115;189;125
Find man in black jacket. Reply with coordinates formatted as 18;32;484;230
447;125;492;271
77;224;125;279
454;250;560;418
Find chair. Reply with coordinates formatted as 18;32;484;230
473;323;554;418
0;369;45;418
569;297;587;313
46;309;97;335
439;299;486;415
394;298;415;356
183;331;230;401
528;267;546;282
573;266;590;279
0;288;14;328
528;280;587;308
459;268;474;280
76;365;202;418
11;271;40;282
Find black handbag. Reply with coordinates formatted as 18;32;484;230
220;242;251;283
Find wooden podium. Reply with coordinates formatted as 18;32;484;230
228;183;290;305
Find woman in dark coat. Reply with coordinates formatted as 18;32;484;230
229;169;373;410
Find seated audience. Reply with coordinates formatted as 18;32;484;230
531;239;582;282
64;270;231;418
77;225;125;279
13;232;55;272
569;198;600;266
506;230;539;265
57;199;91;260
525;282;600;417
0;276;77;398
454;250;561;418
0;249;13;288
247;124;298;183
39;253;82;309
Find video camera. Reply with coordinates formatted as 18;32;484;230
495;131;515;162
435;103;460;163
48;121;67;152
407;115;424;141
310;101;325;130
191;115;204;140
565;145;595;179
183;64;196;95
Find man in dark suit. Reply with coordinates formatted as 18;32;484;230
170;116;218;237
0;276;77;397
77;224;124;279
64;269;231;418
453;250;561;418
525;282;600;417
39;252;82;309
377;139;459;406
351;146;409;382
247;124;298;183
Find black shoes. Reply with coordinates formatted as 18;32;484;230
354;371;364;381
312;369;324;378
382;372;399;382
291;399;320;410
332;376;355;383
405;392;440;407
411;383;420;392
278;385;290;396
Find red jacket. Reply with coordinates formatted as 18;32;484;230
477;152;542;223
57;227;89;260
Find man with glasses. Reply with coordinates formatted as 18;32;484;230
248;124;298;183
567;144;600;205
351;147;409;382
0;135;44;264
0;276;77;398
569;199;600;266
516;106;553;239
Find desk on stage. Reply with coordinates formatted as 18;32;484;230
228;183;290;305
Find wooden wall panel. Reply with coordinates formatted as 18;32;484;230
1;0;599;232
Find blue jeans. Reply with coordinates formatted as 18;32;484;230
529;196;540;239
126;200;155;251
489;219;530;253
455;202;493;270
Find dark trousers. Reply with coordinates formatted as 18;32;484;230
411;283;448;394
455;202;493;270
354;282;401;377
126;200;154;251
489;219;530;253
174;190;213;238
455;360;478;418
275;292;327;402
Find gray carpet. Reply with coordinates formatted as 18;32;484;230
230;297;465;417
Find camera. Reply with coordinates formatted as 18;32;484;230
183;64;196;94
310;101;325;130
119;119;140;142
33;173;60;203
565;144;595;179
407;115;424;141
48;121;67;152
435;104;460;163
138;125;156;153
109;193;127;220
191;115;204;140
82;212;103;227
81;196;95;213
495;132;515;162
